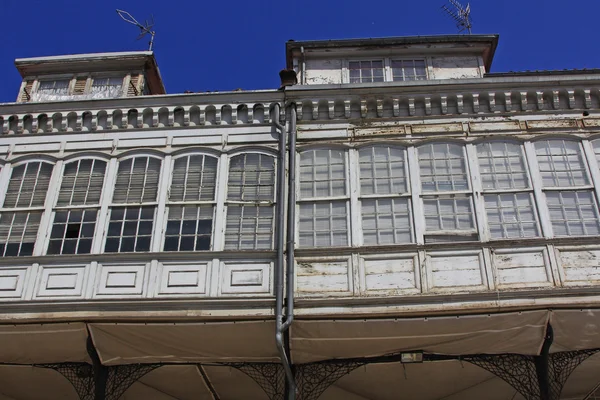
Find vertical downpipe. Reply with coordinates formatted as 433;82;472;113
273;103;296;398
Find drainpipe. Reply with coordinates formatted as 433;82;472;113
272;103;296;398
282;103;296;336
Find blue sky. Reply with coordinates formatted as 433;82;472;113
0;0;598;102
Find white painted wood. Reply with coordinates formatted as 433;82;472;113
555;247;600;285
425;250;487;291
407;147;424;244
93;158;117;254
295;257;352;295
34;264;88;298
34;160;63;256
156;261;209;295
211;154;229;251
524;141;553;238
466;144;488;242
491;247;553;288
348;149;361;247
360;253;419;294
151;154;171;253
0;267;30;299
220;261;272;295
94;263;149;297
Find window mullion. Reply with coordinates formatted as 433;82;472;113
34;160;62;256
581;140;600;216
151;154;172;252
466;144;488;241
524;141;553;238
93;158;118;254
348;149;361;247
212;153;229;251
407;147;424;244
0;164;13;208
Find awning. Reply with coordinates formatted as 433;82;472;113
0;323;89;364
291;310;550;363
89;320;279;365
551;309;600;352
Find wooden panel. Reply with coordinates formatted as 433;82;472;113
410;123;463;134
0;268;29;299
19;81;34;102
13;142;62;153
469;121;521;133
361;254;419;295
427;251;487;291
73;78;87;95
95;263;148;297
296;258;352;295
220;262;271;295
557;247;600;286
65;140;113;151
526;119;578;130
157;262;209;295
492;248;553;288
118;138;167;148
34;265;88;298
128;74;140;96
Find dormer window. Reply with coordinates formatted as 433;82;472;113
392;59;427;81
38;79;70;95
346;59;428;84
91;77;124;98
349;60;384;83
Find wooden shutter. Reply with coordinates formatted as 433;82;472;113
113;157;161;204
19;81;34;102
170;155;218;202
57;159;106;206
73;77;88;95
127;74;140;96
4;162;53;208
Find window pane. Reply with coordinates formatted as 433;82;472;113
300;149;346;198
484;193;539;239
170;155;218;202
349;60;384;83
113;157;162;204
163;205;213;251
47;209;98;255
535;140;589;187
0;211;42;256
4;162;53;208
57;159;106;206
227;154;275;201
392;60;427;81
423;196;474;232
38;80;70;95
419;143;468;192
224;205;274;250
477;142;529;190
362;198;412;245
298;201;348;248
104;206;155;253
546;191;600;236
359;146;407;195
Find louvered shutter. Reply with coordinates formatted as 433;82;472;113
3;162;53;208
19;81;34;102
227;154;275;201
127;74;140;96
57;160;106;206
72;77;87;95
113;157;161;204
170;155;217;202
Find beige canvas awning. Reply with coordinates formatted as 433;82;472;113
89;320;279;365
551;309;600;352
291;310;550;363
0;323;89;364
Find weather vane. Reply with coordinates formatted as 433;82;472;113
441;0;473;34
116;9;156;51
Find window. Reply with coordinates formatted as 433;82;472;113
391;60;427;81
298;149;348;247
91;77;123;98
164;154;218;251
349;60;384;83
37;80;70;96
105;156;161;253
359;146;412;245
225;153;275;249
477;142;539;239
47;159;106;255
535;140;600;236
418;143;476;241
0;162;53;256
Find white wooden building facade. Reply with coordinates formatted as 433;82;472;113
0;35;600;399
